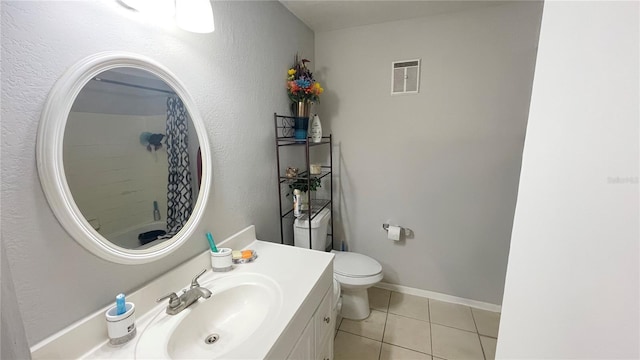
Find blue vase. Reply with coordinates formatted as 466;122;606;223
292;101;311;141
294;116;309;140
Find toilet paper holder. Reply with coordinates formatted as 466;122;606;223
382;223;413;237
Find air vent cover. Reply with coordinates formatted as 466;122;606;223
391;59;420;95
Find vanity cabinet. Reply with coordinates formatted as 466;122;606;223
317;335;334;360
288;321;314;360
273;113;334;251
287;287;334;360
314;286;334;346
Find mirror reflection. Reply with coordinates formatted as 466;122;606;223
64;67;201;250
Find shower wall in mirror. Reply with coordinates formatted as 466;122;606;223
63;68;200;249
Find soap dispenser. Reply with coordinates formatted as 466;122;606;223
310;114;322;143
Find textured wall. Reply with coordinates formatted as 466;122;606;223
315;2;542;305
498;1;639;357
1;0;313;345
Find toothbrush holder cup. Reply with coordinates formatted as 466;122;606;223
210;248;233;272
105;302;136;345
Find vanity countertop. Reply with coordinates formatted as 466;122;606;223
31;226;334;360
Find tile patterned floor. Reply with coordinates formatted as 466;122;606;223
334;287;500;360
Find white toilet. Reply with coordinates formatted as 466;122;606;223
294;209;383;320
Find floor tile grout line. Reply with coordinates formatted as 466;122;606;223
377;291;391;360
338;328;383;343
388;290;431;323
428;299;434;358
471;306;487;360
430;321;482;335
429;300;479;332
471;308;501;338
385;292;433;356
336;329;384;356
389;309;482;335
339;309;388;341
387;310;430;323
380;340;433;356
378;307;389;360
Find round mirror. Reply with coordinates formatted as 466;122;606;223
37;52;211;264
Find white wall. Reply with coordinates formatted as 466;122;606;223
65;112;169;240
315;2;542;305
1;243;30;360
1;0;313;346
497;1;639;358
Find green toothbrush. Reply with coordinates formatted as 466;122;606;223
206;232;218;252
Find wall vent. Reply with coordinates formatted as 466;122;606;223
391;59;420;95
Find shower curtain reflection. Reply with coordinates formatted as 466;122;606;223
165;97;193;237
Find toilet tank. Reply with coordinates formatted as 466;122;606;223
294;208;331;251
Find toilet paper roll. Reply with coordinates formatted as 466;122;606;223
387;225;401;241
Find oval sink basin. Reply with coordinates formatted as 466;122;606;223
135;272;282;359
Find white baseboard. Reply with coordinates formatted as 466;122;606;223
375;282;502;313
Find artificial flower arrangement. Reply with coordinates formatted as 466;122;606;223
287;54;324;103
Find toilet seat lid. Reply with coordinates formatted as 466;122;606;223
333;251;382;278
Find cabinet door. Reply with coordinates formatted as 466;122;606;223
316;331;334;360
288;320;315;360
314;288;334;350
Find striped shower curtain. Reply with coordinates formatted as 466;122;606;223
165;97;193;235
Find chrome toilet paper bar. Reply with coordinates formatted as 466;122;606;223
382;223;412;236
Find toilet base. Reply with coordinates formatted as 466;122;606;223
340;288;371;320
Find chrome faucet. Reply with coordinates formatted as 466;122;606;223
157;269;212;315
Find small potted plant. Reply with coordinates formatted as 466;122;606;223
287;177;321;195
287;177;321;217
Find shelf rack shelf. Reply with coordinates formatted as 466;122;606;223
274;113;334;250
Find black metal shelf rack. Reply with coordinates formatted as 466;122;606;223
274;113;334;251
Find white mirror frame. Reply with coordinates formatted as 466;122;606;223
36;52;211;265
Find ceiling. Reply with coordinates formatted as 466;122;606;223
280;0;507;33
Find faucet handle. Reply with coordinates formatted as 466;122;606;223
157;292;181;308
190;269;208;288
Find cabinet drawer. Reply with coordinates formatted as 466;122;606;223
314;287;334;348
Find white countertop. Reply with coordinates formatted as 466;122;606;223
32;226;334;360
